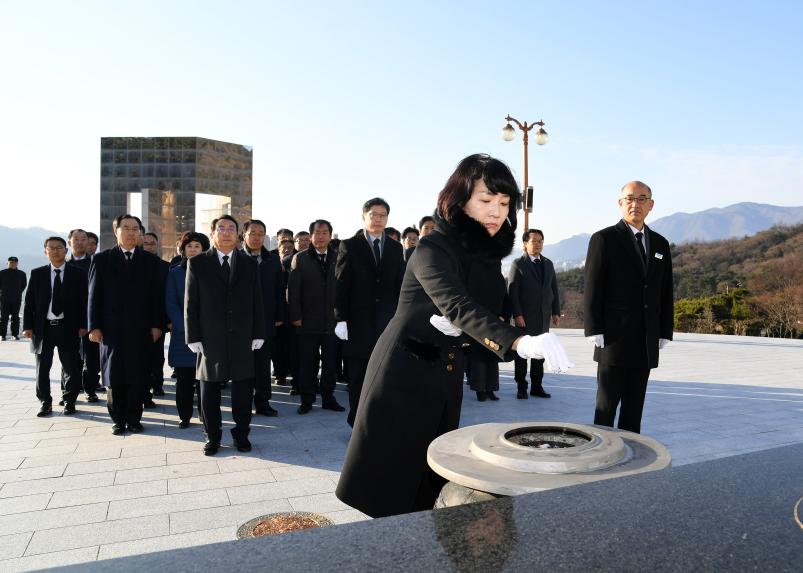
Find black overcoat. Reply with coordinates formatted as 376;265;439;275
23;264;87;354
287;247;336;334
583;220;674;369
249;247;284;337
88;246;164;387
0;268;27;303
184;248;265;382
336;211;522;518
334;230;405;359
507;254;560;336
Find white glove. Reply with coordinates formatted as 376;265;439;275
659;338;670;349
251;339;264;351
335;321;348;341
187;342;204;354
516;333;574;373
429;314;462;337
587;334;605;348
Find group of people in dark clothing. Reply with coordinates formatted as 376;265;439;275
5;153;673;519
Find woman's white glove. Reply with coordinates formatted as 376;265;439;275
187;342;204;354
516;333;574;373
429;315;462;337
335;321;349;341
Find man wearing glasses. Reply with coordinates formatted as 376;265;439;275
584;181;674;434
88;214;164;434
23;237;87;416
185;215;266;456
334;198;405;427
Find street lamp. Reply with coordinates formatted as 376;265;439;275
501;115;548;230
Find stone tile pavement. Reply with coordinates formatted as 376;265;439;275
0;330;800;570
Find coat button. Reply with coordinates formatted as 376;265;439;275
446;364;454;372
448;352;455;359
644;304;648;309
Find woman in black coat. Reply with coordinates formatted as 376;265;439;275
335;154;567;518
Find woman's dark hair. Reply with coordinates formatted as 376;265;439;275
435;154;521;229
179;232;210;254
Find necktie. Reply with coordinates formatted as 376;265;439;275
372;238;381;266
52;269;64;317
318;253;326;265
635;232;647;264
532;258;543;284
222;255;231;281
252;254;259;264
125;251;132;263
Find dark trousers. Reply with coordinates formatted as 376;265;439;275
0;300;21;337
36;323;82;405
514;357;545;391
174;366;202;422
253;341;273;409
467;357;500;392
81;336;101;392
594;363;651;434
200;378;253;443
346;357;369;427
149;333;165;392
297;332;337;406
106;384;143;426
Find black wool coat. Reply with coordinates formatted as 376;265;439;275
334;230;405;359
583;220;674;369
23;264;87;354
185;248;265;382
507;254;560;336
246;246;284;337
287;247;337;334
0;268;27;302
336;211;522;518
88;246;164;387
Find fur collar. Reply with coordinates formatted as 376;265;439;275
437;208;515;262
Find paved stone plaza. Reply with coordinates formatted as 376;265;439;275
0;330;801;571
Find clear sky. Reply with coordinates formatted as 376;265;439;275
1;0;801;244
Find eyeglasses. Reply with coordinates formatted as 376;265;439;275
366;212;388;220
621;195;652;205
45;246;66;251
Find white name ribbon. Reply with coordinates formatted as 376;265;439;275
654;252;664;260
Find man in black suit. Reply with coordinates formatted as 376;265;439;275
185;215;266;456
584;181;674;434
242;219;284;416
289;219;345;415
0;256;27;341
23;237;88;417
402;227;419;262
142;232;170;404
507;229;561;399
334;198;405;427
86;232;99;257
89;214;164;435
272;238;297;389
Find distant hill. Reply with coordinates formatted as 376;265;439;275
0;225;67;272
536;202;803;269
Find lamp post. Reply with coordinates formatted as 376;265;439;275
501;115;548;230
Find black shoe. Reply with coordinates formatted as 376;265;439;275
37;404;52;417
62;403;76;415
233;436;252;453
321;399;345;412
152;388;166;397
530;387;552;398
143;399;157;409
86;394;99;403
289;389;299;396
274;377;287;386
516;390;529;399
297;403;312;415
127;422;144;433
170;369;177;379
476;391;487;402
219;382;228;389
203;441;220;456
179;420;190;429
487;391;499;401
96;386;106;393
112;424;126;435
255;405;279;417
12;336;20;341
58;400;65;406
